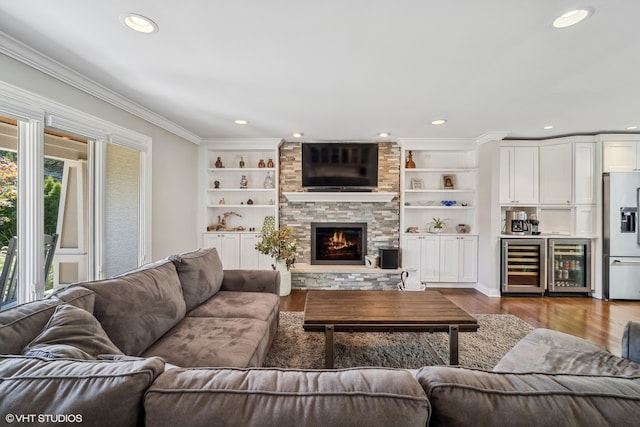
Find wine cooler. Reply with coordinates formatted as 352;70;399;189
501;239;546;295
548;238;592;294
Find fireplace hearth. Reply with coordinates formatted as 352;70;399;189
311;222;367;265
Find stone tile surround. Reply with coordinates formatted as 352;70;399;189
279;141;401;290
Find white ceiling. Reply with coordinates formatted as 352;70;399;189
0;0;639;143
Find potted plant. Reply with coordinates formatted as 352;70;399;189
255;226;298;296
428;217;447;233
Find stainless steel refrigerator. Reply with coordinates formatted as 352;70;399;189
603;172;640;300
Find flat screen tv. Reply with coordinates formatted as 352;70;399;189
302;143;378;190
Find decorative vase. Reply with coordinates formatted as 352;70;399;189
262;216;276;233
263;171;274;188
240;175;248;188
429;226;443;234
239;156;245;168
214;180;220;189
258;159;266;168
267;158;274;168
215;157;223;168
275;259;291;296
406;151;416;168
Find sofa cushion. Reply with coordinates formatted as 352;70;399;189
0;355;164;427
187;290;279;321
416;366;640;427
142;317;270;368
170;247;223;312
1;299;62;355
51;285;96;312
80;259;186;356
22;304;123;360
494;328;640;376
144;367;430;427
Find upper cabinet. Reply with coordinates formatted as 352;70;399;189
539;142;572;205
500;146;538;204
603;140;640;172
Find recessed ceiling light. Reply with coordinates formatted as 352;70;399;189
234;119;248;125
292;132;304;138
378;132;390;138
431;119;447;125
627;126;639;130
120;13;158;34
553;8;593;28
543;125;554;130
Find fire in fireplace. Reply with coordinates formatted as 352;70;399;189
311;222;367;265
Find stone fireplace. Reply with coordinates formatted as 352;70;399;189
278;141;401;290
311;222;367;265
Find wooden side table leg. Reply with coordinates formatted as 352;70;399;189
449;325;459;365
325;324;334;368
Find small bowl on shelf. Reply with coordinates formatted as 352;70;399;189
441;200;457;207
456;224;470;233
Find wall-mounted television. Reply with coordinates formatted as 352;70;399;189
302;143;378;190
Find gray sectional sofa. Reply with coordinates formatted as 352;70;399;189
1;246;640;426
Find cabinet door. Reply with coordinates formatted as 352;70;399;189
203;233;240;269
499;147;514;203
401;236;422;271
458;236;478;282
575;206;596;236
420;236;440;283
539;143;572;205
603;141;637;172
439;236;460;282
512;147;539;204
574;143;596;204
240;234;272;269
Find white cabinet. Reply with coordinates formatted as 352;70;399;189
603;141;640;172
203;232;273;269
500;146;539;204
574;142;596;204
401;234;477;283
401;235;440;282
539;143;572;205
439;235;478;283
240;233;273;269
203;233;241;269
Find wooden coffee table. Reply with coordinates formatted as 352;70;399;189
302;290;479;368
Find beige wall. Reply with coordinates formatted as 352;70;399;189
0;53;199;261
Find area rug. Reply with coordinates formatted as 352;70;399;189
263;312;534;370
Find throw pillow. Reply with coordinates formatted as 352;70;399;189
22;304;123;360
170;247;224;312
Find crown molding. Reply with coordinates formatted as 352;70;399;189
0;31;202;145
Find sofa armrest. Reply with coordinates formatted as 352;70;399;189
221;269;280;294
623;321;640;363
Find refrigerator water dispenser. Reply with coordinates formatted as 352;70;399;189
620;207;637;233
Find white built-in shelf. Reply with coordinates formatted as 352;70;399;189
207;167;276;172
206;204;275;208
208;188;275;192
403;206;474;210
405;189;475;193
283;192;396;203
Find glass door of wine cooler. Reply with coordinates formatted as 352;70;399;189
501;239;546;294
548;239;592;294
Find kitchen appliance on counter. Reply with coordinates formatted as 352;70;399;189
501;238;546;295
548;238;591;294
528;215;540;235
603;172;640;300
505;210;529;235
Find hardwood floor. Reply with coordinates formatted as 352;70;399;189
280;288;640;357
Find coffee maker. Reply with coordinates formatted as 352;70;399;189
505;210;528;235
528;215;540;235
